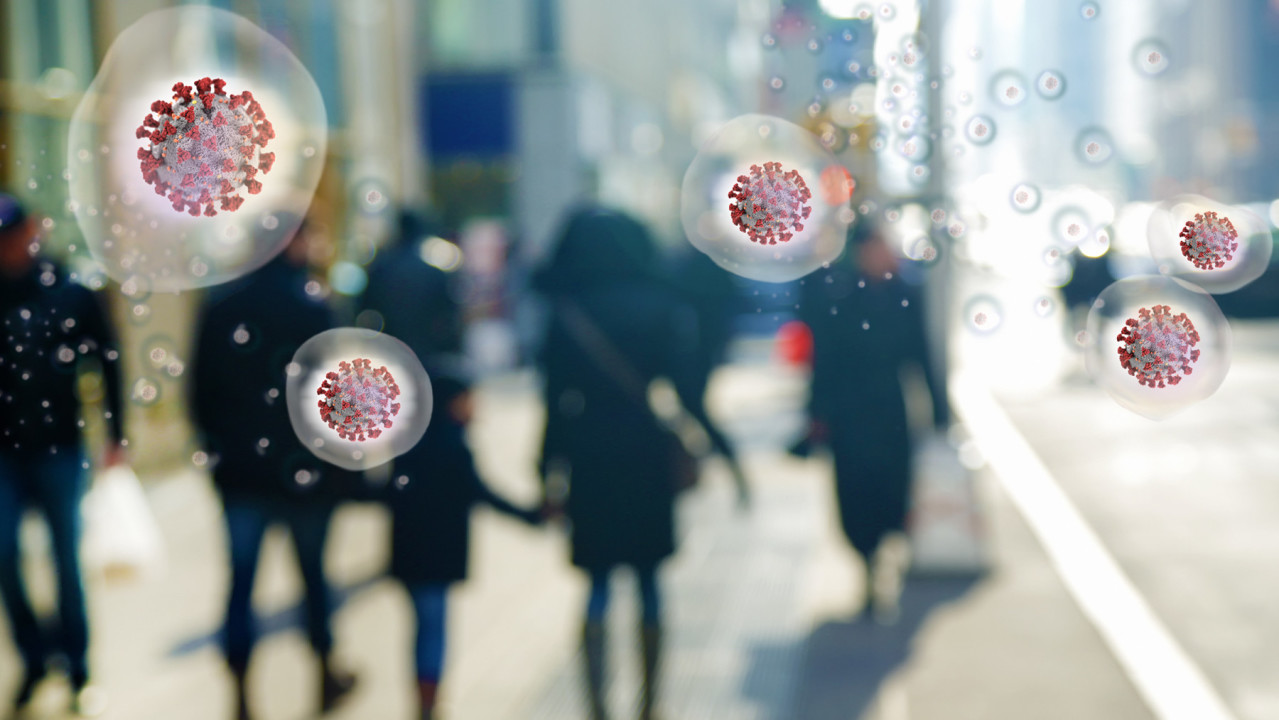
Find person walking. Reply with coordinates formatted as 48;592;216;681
798;219;949;621
190;219;357;720
0;192;125;715
361;212;541;719
535;206;699;720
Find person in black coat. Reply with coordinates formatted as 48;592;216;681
190;219;357;720
361;212;540;720
797;219;949;619
535;206;699;720
0;192;126;714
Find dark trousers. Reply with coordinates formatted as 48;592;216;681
0;450;89;682
221;496;335;670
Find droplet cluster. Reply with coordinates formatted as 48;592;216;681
728;161;813;244
136;76;275;216
1178;211;1238;270
1116;305;1200;388
315;358;401;441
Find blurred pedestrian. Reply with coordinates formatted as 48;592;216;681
669;250;752;508
0;192;125;715
190;218;357;720
797;219;949;621
535;206;699;720
361;212;541;720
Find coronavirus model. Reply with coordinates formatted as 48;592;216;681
315;358;401;441
136;76;275;216
1116;304;1201;388
728;161;812;244
1178;211;1238;270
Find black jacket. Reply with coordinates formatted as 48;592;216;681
0;260;123;456
190;256;356;502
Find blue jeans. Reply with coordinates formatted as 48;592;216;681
221;497;335;670
0;450;89;683
409;583;448;683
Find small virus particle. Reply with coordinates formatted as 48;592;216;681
1178;211;1238;270
136;77;276;217
315;358;402;441
728;161;813;244
1116;305;1200;388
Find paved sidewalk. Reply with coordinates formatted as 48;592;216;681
0;362;1153;720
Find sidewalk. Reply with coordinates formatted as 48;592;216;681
1;363;1152;720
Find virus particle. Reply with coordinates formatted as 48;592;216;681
315;358;401;441
727;161;813;244
1178;211;1238;270
1116;305;1201;388
136;76;276;217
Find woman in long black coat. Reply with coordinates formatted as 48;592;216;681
360;215;540;720
535;206;698;720
798;220;949;616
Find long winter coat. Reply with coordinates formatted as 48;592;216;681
799;253;948;557
536;208;699;575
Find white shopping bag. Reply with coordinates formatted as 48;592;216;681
81;465;165;581
908;434;987;575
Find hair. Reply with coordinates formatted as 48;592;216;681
534;205;660;295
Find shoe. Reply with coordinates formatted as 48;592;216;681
582;621;609;720
417;679;438;720
639;623;662;720
319;666;358;712
71;682;108;717
13;667;44;709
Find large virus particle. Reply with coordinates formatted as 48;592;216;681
1178;211;1237;270
1116;304;1201;388
136;77;275;217
727;161;813;244
316;358;401;441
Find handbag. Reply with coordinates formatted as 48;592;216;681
81;464;166;581
557;301;702;493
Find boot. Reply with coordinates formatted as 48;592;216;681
639;623;662;720
417;679;438;720
13;666;44;711
319;657;358;713
230;665;250;720
582;621;609;720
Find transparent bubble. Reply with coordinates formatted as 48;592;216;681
285;328;432;471
898;135;931;163
1081;226;1112;258
965;115;996;145
761;32;777;49
354;178;390;215
906;236;940;263
67;6;327;292
1146;194;1273;294
769;76;786;91
989;70;1029;107
964;295;1003;334
131;377;162;406
1036;70;1066;99
878;3;896;20
144;335;179;370
1080;1;1100;20
680;114;852;283
1084;275;1230;420
1010;183;1041;213
1053;206;1091;247
1033;296;1055;317
1076;127;1114;164
908;163;931;184
1133;40;1170;76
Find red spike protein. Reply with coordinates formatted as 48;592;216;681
1116;304;1201;388
727;161;813;244
1178;211;1238;270
136;76;276;217
315;358;402;441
